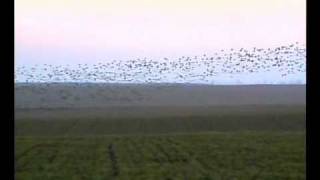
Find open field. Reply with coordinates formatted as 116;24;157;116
15;84;305;109
16;132;305;180
15;84;306;179
16;105;305;136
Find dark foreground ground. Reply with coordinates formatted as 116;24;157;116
15;84;306;180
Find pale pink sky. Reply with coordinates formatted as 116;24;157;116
15;0;306;65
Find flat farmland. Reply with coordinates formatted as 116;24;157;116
15;84;306;179
15;132;305;180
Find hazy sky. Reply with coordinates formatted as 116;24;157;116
15;0;306;65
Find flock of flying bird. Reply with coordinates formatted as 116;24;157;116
15;43;306;84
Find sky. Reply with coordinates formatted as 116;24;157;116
15;0;306;65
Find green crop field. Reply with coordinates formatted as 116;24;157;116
15;132;305;180
15;110;306;180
